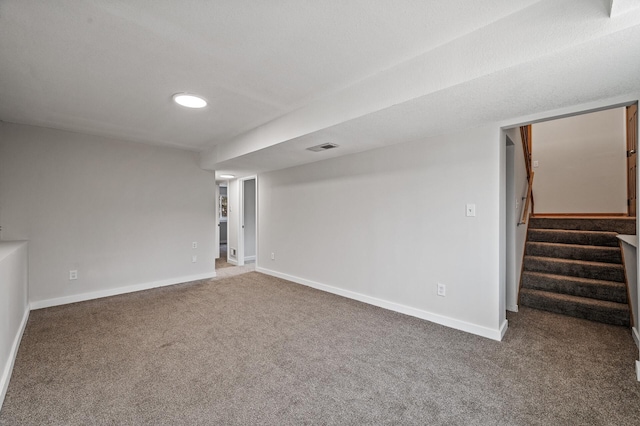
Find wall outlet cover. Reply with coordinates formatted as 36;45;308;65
437;283;446;297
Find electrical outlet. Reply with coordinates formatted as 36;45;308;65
192;242;198;249
271;252;275;260
69;270;78;280
192;255;197;263
437;283;446;297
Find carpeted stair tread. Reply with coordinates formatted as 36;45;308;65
521;271;628;303
520;216;633;326
524;255;625;282
528;217;635;234
525;241;622;264
519;288;630;326
527;229;620;247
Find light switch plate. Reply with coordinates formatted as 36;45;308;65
466;203;476;217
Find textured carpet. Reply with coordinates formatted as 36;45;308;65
215;246;233;269
2;272;640;425
521;217;631;326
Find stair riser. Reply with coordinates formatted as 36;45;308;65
527;230;619;247
525;243;622;264
521;274;627;303
528;218;635;234
520;292;630;326
524;257;625;282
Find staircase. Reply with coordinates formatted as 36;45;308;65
519;217;635;326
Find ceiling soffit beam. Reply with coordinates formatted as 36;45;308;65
610;0;640;17
200;0;640;170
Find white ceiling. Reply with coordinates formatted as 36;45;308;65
1;0;640;179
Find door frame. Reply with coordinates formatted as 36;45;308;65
627;103;638;217
237;175;258;267
499;94;640;324
215;183;220;259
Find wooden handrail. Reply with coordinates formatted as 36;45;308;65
520;171;534;225
520;125;532;180
519;124;534;225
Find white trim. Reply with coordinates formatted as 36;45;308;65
0;307;29;410
633;326;640;349
237;175;258;267
214;183;220;260
30;272;216;310
499;94;639;130
507;304;519;313
256;267;506;341
637;360;640;382
244;255;256;262
499;319;508;339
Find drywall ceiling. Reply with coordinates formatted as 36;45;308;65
0;0;537;150
207;0;640;178
1;0;639;178
214;21;640;177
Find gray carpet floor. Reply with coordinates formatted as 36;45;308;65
1;271;639;425
215;246;233;269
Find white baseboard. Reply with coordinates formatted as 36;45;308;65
1;306;29;410
637;360;640;382
244;255;256;262
499;319;509;339
30;272;216;310
507;305;518;313
256;267;506;341
633;326;640;349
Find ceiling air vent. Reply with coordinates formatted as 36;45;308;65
307;143;339;152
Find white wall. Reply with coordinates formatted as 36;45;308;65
257;126;504;340
619;239;638;348
0;241;28;410
243;179;256;259
532;108;627;214
505;127;530;311
0;123;216;306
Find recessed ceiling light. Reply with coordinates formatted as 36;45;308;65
172;93;207;108
220;174;235;179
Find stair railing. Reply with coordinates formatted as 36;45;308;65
518;125;534;226
519;171;534;226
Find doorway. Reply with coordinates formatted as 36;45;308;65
237;176;257;266
215;183;232;269
502;101;639;317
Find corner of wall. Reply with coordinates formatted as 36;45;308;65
0;307;29;411
257;266;506;341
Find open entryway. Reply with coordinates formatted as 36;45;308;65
237;176;257;266
504;102;639;329
215;182;231;270
213;175;258;276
